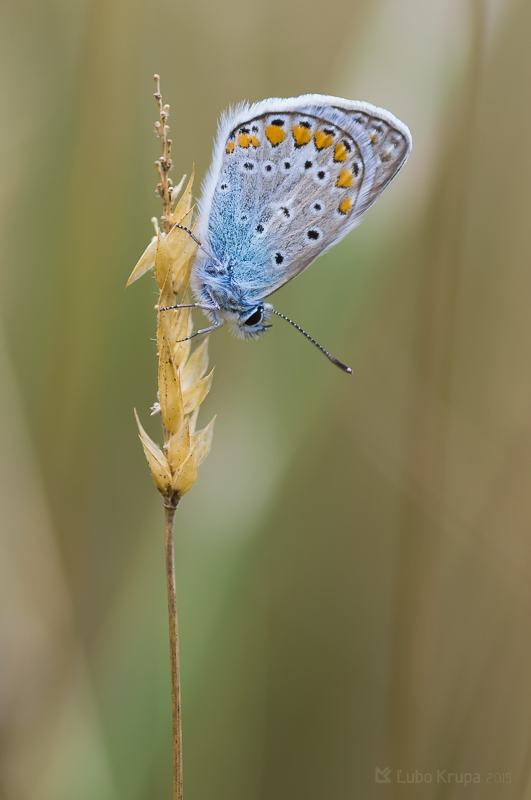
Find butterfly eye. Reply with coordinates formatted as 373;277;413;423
243;306;264;327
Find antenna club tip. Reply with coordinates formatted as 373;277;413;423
346;367;353;374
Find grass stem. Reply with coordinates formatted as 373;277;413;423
165;503;183;800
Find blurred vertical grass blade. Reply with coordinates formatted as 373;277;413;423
384;0;531;795
390;0;490;774
0;325;116;799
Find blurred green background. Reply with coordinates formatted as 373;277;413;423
2;0;531;797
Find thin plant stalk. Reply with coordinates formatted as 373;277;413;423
165;503;183;800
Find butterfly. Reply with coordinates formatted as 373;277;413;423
170;94;411;372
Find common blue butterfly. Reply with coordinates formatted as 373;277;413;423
168;94;412;372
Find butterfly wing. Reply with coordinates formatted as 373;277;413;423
196;94;411;300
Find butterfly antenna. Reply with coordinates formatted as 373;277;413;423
172;223;223;266
271;310;352;374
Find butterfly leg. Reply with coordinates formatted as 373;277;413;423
171;223;223;266
176;322;224;343
158;302;219;312
158;297;222;341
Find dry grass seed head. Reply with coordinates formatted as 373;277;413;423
128;79;215;503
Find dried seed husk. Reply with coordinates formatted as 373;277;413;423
169;173;186;207
183;368;214;415
154;231;169;290
134;410;172;495
171;448;199;497
126;236;157;286
157;272;185;367
158;268;176;328
154;209;194;291
158;336;184;434
170;304;192;369
171;415;215;496
171;167;194;224
167;417;191;472
193;416;216;465
182;337;209;391
189;407;199;436
171;232;198;295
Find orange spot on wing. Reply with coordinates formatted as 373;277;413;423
338;198;352;215
315;130;334;149
334;143;348;162
226;141;235;154
336;169;354;188
369;133;378;144
292;125;312;146
238;133;250;148
265;125;285;145
250;135;260;147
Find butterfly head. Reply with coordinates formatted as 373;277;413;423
236;302;273;339
210;294;273;339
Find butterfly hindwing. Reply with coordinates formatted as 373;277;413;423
197;95;411;300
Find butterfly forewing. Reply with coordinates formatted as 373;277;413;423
199;96;411;301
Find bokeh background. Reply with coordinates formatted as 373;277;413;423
2;0;531;797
